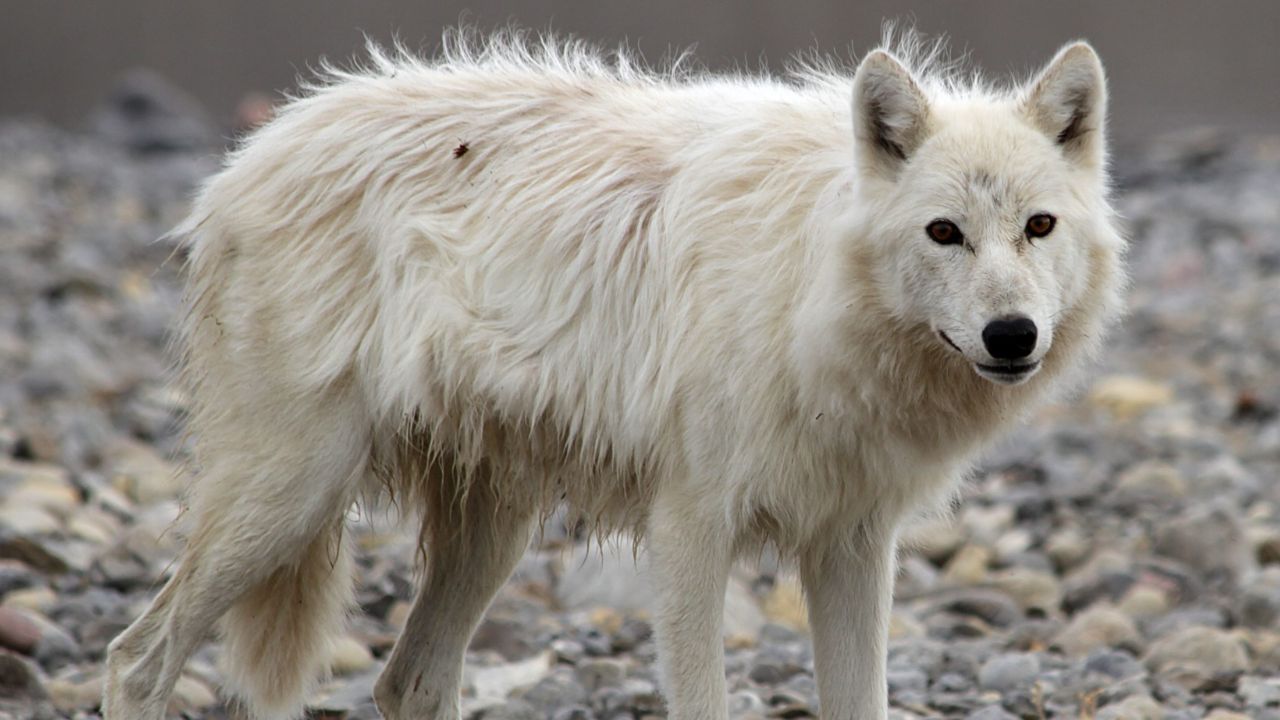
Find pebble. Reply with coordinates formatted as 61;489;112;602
330;635;375;676
762;577;808;632
1053;605;1142;656
1153;508;1248;581
977;652;1040;694
990;568;1062;615
1095;694;1164;720
942;545;992;585
1144;626;1249;686
0;650;49;702
1088;376;1174;419
1238;566;1280;628
0;607;41;655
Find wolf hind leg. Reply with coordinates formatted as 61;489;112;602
374;473;535;720
103;387;370;720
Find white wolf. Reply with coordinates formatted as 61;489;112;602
103;30;1125;720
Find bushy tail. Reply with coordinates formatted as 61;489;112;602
219;526;354;719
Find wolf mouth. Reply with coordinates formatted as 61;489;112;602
974;360;1041;385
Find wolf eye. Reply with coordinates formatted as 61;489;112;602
1026;214;1056;238
926;220;964;245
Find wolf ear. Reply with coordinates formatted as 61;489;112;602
852;50;931;178
1022;42;1108;169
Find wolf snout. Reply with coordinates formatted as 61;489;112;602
982;315;1038;360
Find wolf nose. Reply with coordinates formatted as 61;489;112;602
982;316;1038;360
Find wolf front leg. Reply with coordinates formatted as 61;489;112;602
800;520;898;720
647;489;735;720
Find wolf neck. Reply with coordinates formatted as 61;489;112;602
791;245;1049;463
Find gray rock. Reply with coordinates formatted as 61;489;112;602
977;653;1041;694
1084;649;1146;680
1145;626;1249;685
1241;675;1280;710
1153;507;1248;584
728;689;766;718
575;658;625;692
887;667;929;696
0;650;56;719
747;645;806;685
514;666;590;715
1239;567;1280;628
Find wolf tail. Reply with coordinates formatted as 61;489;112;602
219;524;355;718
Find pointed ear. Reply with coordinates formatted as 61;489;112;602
852;50;931;178
1022;42;1108;169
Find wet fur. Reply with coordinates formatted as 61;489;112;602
104;29;1125;720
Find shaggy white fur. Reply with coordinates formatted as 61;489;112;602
104;29;1125;720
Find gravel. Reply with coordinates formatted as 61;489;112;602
1;79;1279;718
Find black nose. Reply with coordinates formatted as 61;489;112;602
982;315;1038;360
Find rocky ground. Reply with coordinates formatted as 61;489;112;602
0;79;1278;719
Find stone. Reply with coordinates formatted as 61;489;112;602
1052;606;1142;656
471;616;539;660
1117;584;1172;619
888;610;926;640
0;506;60;536
762;576;808;632
1239;675;1280;709
942;545;992;585
1045;527;1092;572
108;438;181;504
0;650;48;702
1109;460;1187;505
1095;694;1163;720
1089;376;1174;419
900;516;965;565
0;607;40;654
1;586;56;613
45;674;104;714
936;588;1022;628
550;638;585;664
1084;649;1146;680
169;674;218;714
469;652;553;702
66;508;118;546
515;666;589;714
1153;507;1247;581
728;689;766;718
747;645;806;685
1144;626;1249;686
0;560;38;597
977;652;1040;694
575;659;625;692
1203;711;1252;720
1239;567;1280;628
330;635;375;676
8;476;80;517
991;568;1061;615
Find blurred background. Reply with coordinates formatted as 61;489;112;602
0;3;1278;720
4;0;1280;143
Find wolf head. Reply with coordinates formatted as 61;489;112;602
850;42;1118;387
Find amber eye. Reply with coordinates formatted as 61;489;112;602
1026;214;1056;239
927;220;964;245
